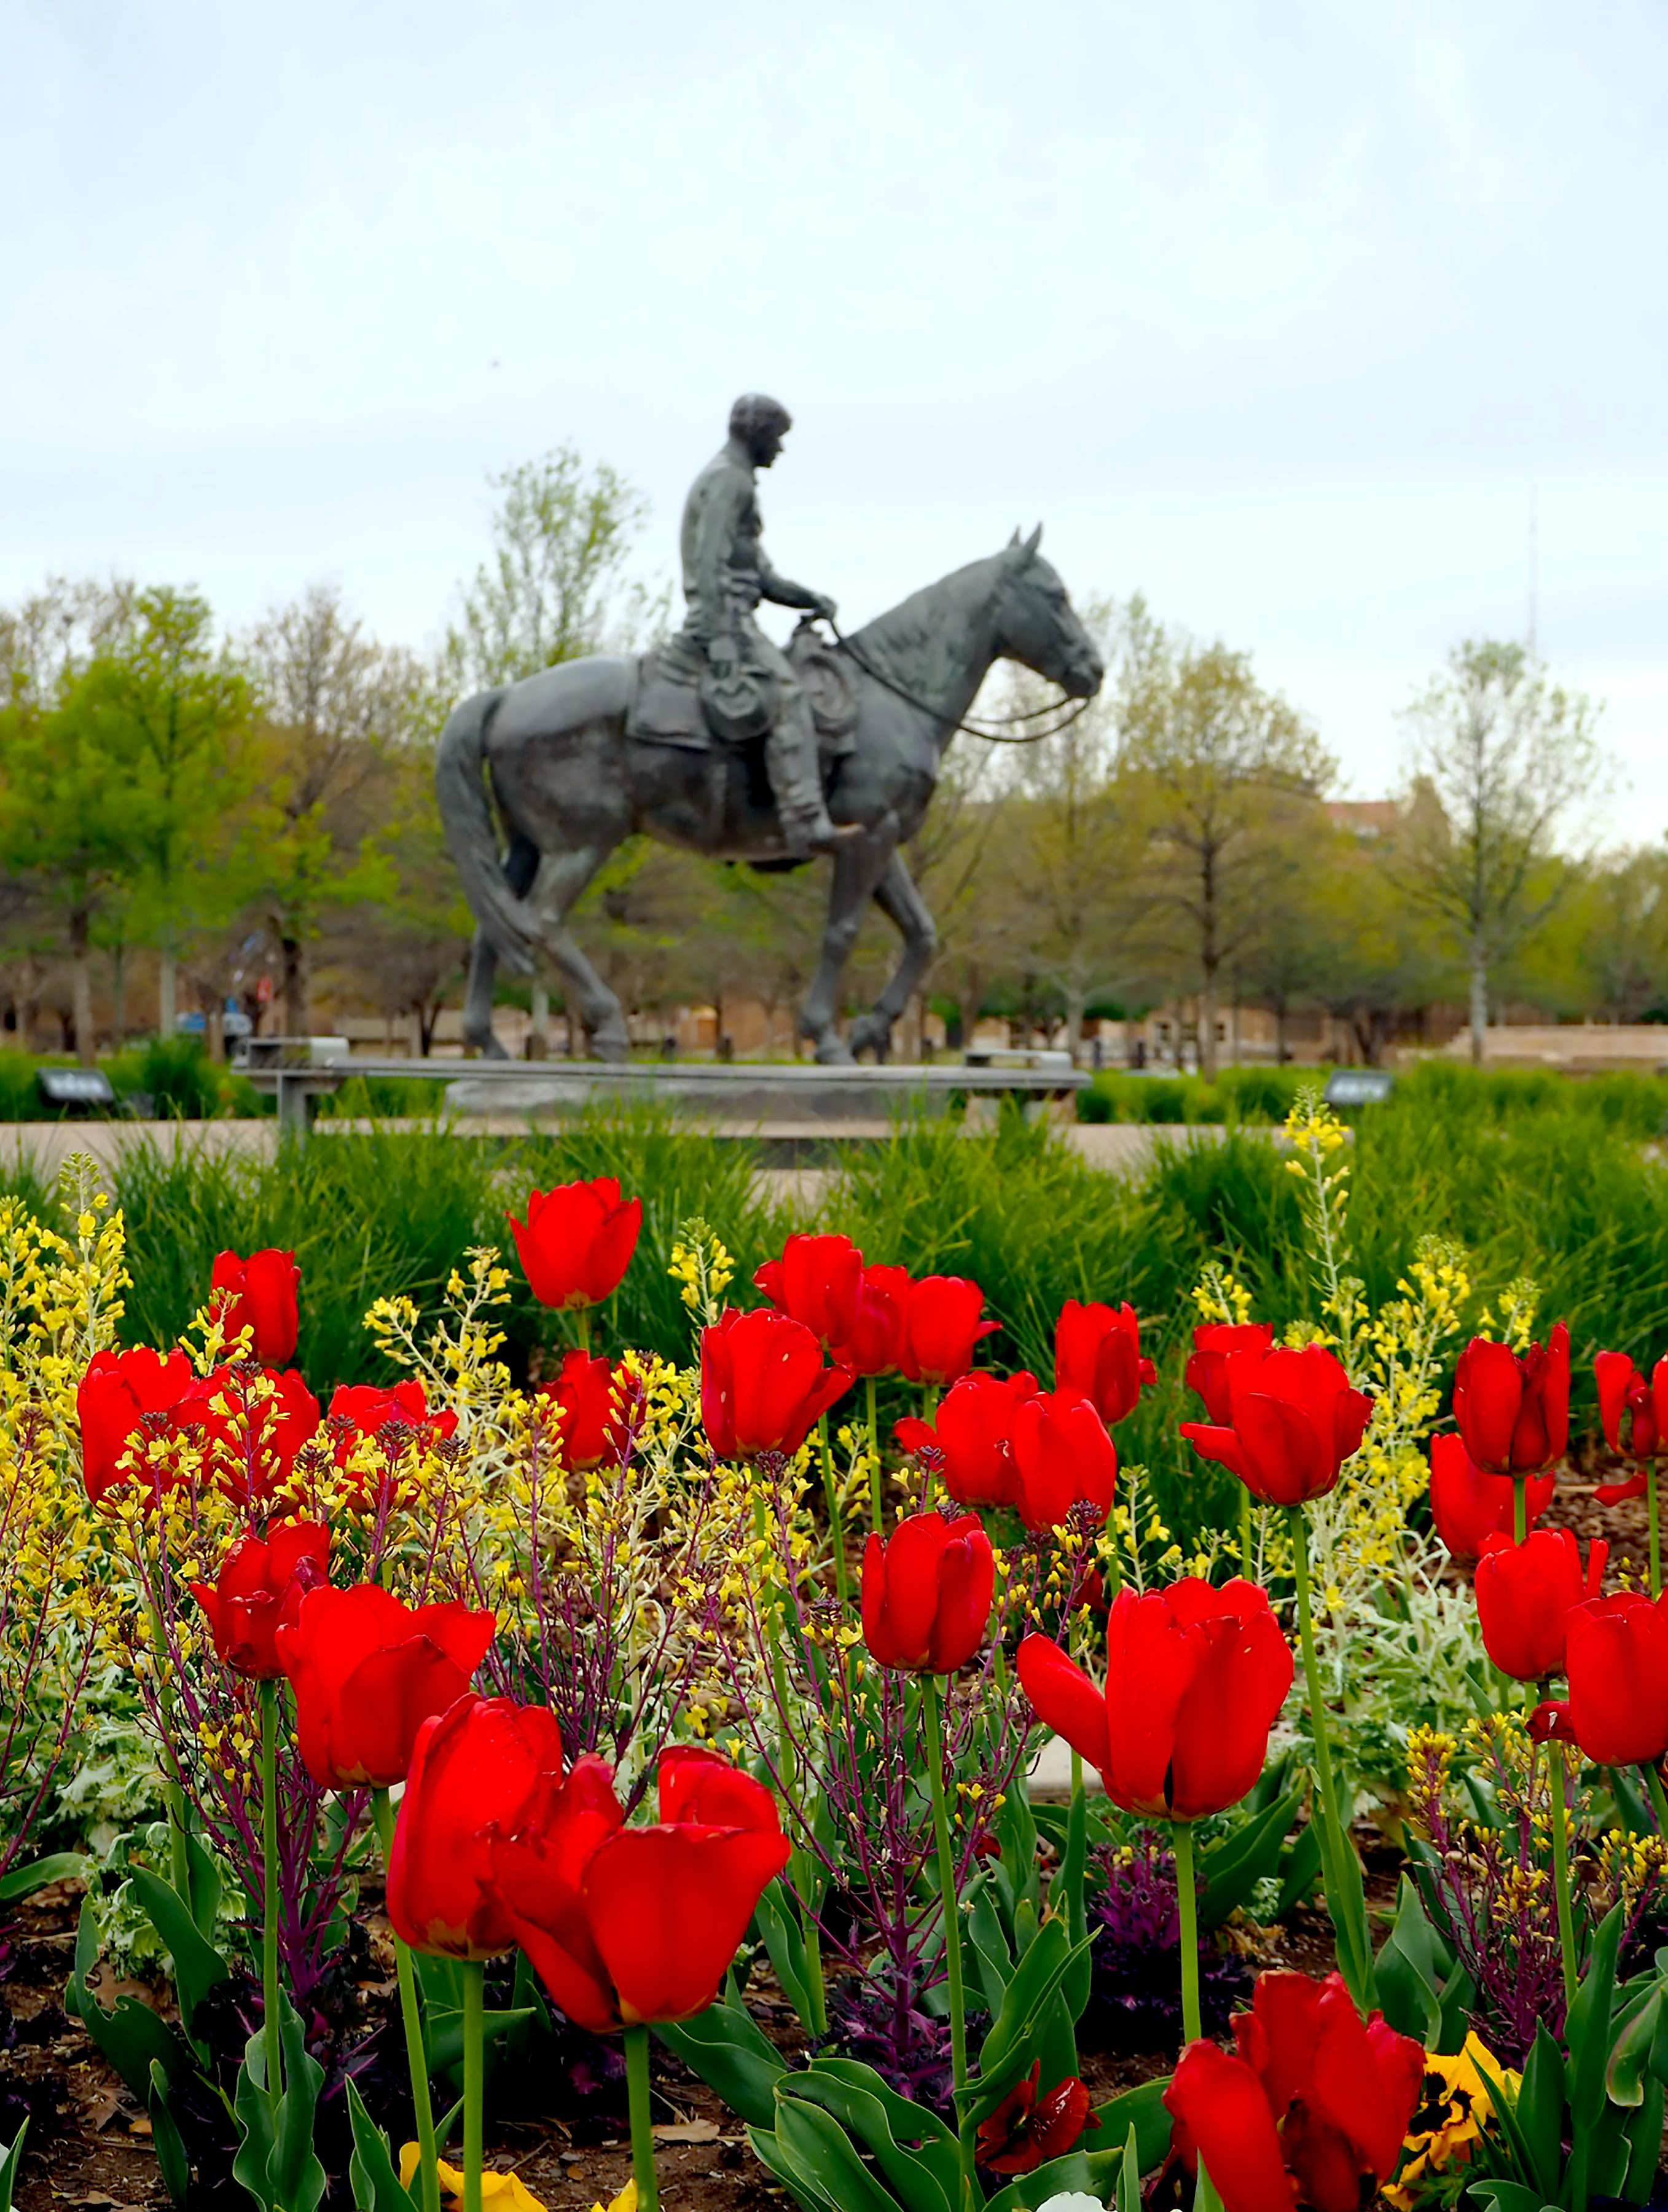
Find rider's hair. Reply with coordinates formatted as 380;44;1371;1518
729;393;793;447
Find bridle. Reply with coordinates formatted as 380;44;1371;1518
819;599;1097;746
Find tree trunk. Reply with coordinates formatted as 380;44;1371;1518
159;951;177;1040
1274;994;1288;1065
206;1002;225;1062
283;936;308;1037
1065;993;1084;1062
529;980;549;1061
70;909;95;1067
1200;964;1220;1083
111;944;127;1046
1468;942;1488;1065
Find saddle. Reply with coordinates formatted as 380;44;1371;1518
625;629;860;758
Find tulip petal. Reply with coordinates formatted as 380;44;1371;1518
1016;1634;1111;1776
1162;2041;1293;2212
583;1823;790;2025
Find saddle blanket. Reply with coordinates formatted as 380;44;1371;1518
625;633;859;755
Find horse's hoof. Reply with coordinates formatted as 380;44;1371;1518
847;1018;893;1064
466;1031;509;1062
814;1036;856;1067
590;1020;632;1065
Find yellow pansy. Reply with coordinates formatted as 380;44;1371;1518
1385;2034;1521;2207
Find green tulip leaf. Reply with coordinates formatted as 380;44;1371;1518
1197;1787;1301;1931
65;1896;183;2104
147;2058;191;2208
778;2061;958;2212
345;2077;420;2210
654;1998;785;2132
1606;1985;1661;2108
1087;2075;1172;2170
0;2119;28;2212
0;1851;93;1904
424;2005;536;2077
754;1879;818;2034
1565;1902;1624;2146
963;1919;1093;2124
747;2123;840;2212
1274;1821;1321;1915
127;1867;230;2038
968;1875;1015;2011
1373;1875;1444;2047
984;2139;1157;2212
1514;2023;1565;2191
769;2095;900;2212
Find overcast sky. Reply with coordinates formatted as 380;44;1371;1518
4;1;1665;831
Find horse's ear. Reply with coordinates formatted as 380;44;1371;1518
1008;527;1021;547
1022;524;1043;559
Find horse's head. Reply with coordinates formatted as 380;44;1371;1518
992;526;1104;699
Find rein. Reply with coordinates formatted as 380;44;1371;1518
822;618;1094;746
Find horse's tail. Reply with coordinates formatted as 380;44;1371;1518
434;690;537;975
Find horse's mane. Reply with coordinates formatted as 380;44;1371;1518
845;554;1003;702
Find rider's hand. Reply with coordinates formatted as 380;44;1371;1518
708;634;739;679
812;594;838;624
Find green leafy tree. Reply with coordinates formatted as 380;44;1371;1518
1119;638;1335;1080
1396;639;1606;1061
72;587;254;1035
444;445;664;691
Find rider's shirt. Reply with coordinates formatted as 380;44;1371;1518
679;451;765;643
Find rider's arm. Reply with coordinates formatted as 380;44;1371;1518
687;469;753;646
758;555;833;617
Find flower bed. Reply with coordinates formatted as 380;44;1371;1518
3;1091;1668;2210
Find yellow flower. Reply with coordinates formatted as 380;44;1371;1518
1384;2033;1520;2207
398;2149;569;2212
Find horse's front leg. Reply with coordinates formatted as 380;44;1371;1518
798;823;899;1065
847;851;940;1063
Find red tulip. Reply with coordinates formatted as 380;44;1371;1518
699;1307;852;1460
507;1178;642;1309
77;1345;195;1504
275;1583;496;1788
327;1380;458;1465
753;1233;863;1352
1165;1969;1424;2212
174;1365;321;1507
1473;1529;1607;1682
1011;1390;1119;1532
1452;1324;1569;1477
893;1369;1040;1510
386;1695;566;1958
1560;1592;1668;1766
189;1520;331;1679
1055;1298;1154;1426
537;1349;632;1472
974;2062;1097;2174
209;1247;299;1366
1017;1578;1292;1821
1184;1321;1275;1425
861;1511;995;1674
833;1262;912;1377
896;1274;999;1386
1594;1349;1668;1504
491;1743;789;2031
1181;1344;1372;1507
1428;1432;1554;1559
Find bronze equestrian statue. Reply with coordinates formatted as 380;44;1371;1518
436;396;1105;1065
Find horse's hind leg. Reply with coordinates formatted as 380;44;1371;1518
528;843;630;1062
461;836;539;1057
798;822;900;1065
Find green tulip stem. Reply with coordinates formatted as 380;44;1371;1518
1650;1464;1661;1601
624;2022;660;2212
372;1790;440;2212
1172;1819;1202;2045
259;1676;284;2124
1542;1722;1578;2015
1287;1505;1365;1996
573;1304;591;1355
1513;1473;1527;1545
1238;1484;1253;1577
867;1378;883;1531
818;1413;848;1611
923;1673;971;2198
461;1957;485;2212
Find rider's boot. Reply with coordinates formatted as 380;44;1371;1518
769;694;860;856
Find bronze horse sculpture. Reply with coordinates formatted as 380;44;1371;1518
436;528;1104;1064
